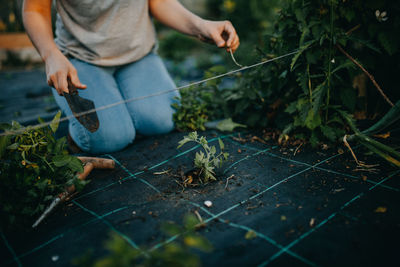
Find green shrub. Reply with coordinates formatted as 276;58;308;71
215;0;399;146
0;112;86;229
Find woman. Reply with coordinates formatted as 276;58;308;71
23;0;240;153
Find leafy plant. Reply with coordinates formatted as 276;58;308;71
178;132;229;183
172;65;228;131
73;213;212;267
172;86;209;131
206;0;399;149
0;111;86;229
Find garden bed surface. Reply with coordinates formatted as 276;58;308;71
1;130;399;267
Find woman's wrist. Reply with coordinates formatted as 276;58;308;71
188;15;205;38
42;46;61;62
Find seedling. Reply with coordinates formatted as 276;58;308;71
178;132;229;183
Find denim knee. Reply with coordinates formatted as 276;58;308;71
70;116;136;154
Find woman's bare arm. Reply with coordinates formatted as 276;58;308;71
149;0;240;52
23;0;86;95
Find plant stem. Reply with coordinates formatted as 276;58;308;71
336;44;394;107
307;64;312;104
326;0;334;121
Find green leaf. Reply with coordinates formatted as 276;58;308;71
216;118;247;132
161;222;183;236
378;32;398;55
0;135;10;158
52;154;72;167
290;41;315;71
320;125;337;142
340;88;357;112
50;111;62;133
209;145;216;156
305;110;322;130
183;234;213;252
177;137;192;149
67;156;84;173
184;214;200;230
0;123;11;131
218;138;225;151
331;60;355;74
7;143;19;150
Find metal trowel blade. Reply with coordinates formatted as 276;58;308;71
64;85;99;132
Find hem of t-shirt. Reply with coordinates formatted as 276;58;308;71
56;40;157;67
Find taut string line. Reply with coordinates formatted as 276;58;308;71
1;49;300;137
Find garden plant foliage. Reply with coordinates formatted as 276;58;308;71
178;132;229;183
228;0;399;145
0;112;86;229
73;213;212;267
178;0;398;146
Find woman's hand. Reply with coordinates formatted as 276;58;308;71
23;0;85;95
149;0;240;52
45;50;86;95
197;19;240;52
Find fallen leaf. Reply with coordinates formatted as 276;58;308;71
281;215;287;221
245;230;257;240
373;132;390;139
374;206;387;213
309;218;315;227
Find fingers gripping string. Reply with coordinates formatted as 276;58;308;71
0;49;300;137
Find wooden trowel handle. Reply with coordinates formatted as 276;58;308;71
77;157;115;169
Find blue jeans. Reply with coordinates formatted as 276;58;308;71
52;52;178;154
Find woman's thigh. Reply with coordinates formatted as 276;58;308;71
115;52;179;135
52;58;135;153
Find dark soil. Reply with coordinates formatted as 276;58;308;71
1;129;399;267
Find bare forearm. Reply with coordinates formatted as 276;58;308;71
22;0;86;94
149;0;203;37
22;0;59;61
149;0;240;51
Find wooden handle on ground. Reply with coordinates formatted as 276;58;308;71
77;157;115;169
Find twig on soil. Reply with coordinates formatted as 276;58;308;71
194;210;203;223
294;142;303;156
231;134;247;144
251;136;267;144
153;170;171;175
32;157;115;228
336;44;394;107
224;174;235;190
174;179;185;192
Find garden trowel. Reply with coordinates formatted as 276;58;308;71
64;79;99;132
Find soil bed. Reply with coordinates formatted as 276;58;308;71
1;129;399;267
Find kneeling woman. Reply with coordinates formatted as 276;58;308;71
23;0;240;153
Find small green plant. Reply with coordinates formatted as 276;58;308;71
0;111;87;229
73;213;212;267
178;132;229;183
172;86;209;131
172;66;229;132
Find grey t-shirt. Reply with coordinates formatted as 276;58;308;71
54;0;156;66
